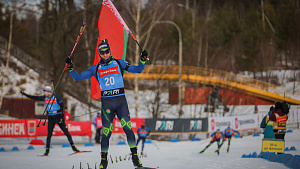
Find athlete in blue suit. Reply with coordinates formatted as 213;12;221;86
219;127;240;152
65;39;148;169
137;125;151;154
20;86;79;156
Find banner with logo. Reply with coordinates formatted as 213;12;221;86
112;118;145;134
145;118;208;133
233;114;260;130
0;119;37;138
208;114;262;132
0;119;92;138
37;121;92;137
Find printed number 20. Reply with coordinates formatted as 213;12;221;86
105;77;115;86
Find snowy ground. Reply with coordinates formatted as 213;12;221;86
0;130;299;169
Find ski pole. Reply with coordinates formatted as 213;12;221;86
151;140;159;150
37;22;86;127
70;109;101;120
129;31;153;66
21;90;29;140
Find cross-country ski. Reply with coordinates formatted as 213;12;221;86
68;151;93;156
135;167;158;169
37;154;48;157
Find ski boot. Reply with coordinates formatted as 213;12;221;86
131;147;143;167
227;148;229;153
217;150;220;155
71;144;80;152
44;147;50;156
99;152;108;169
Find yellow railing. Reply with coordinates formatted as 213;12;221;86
124;65;300;105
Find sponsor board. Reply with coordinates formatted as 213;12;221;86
208;114;260;132
112;118;145;133
145;118;208;133
37;121;92;137
0;120;92;138
0;120;27;137
262;139;285;153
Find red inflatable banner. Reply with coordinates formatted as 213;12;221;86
0;119;92;138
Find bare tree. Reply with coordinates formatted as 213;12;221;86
0;2;26;108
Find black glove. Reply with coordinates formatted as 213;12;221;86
20;89;25;95
65;56;74;71
140;50;148;62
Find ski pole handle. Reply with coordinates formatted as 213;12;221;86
130;32;153;66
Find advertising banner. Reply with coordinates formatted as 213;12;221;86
145;118;208;133
0;119;92;138
0;119;37;138
208;117;232;132
208;114;260;132
112;118;145;134
37;121;92;137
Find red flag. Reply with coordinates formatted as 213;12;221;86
91;0;130;100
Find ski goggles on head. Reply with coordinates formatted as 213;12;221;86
99;49;110;55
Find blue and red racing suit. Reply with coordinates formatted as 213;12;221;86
200;131;223;153
22;93;75;148
70;58;145;152
219;127;240;151
136;127;151;151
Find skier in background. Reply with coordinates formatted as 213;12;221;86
218;126;240;153
93;113;103;143
260;106;275;139
199;129;223;155
65;39;148;169
20;86;80;156
136;124;150;154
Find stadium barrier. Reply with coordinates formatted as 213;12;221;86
242;150;300;169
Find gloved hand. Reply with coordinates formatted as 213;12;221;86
140;50;148;62
20;89;25;95
65;56;74;71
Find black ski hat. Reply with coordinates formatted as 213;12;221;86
275;102;283;110
98;40;112;64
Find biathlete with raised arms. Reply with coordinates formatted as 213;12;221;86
65;39;148;169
